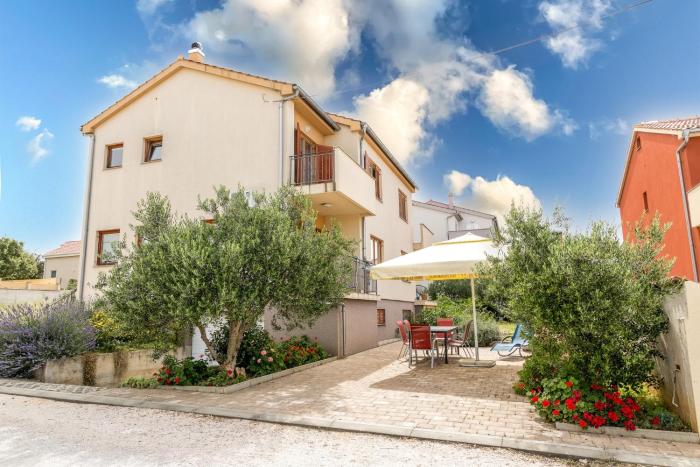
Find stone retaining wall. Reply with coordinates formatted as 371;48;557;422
34;348;186;387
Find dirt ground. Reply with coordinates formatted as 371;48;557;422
0;394;605;466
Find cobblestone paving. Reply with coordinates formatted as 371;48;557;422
3;343;700;463
0;378;105;394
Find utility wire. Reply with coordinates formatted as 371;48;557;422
311;0;654;99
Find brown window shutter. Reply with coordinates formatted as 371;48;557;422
317;144;333;181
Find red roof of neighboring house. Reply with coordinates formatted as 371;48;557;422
635;116;700;132
44;240;81;257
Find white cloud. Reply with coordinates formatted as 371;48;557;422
539;0;612;68
445;170;542;222
137;0;172;16
26;129;54;163
97;74;138;89
477;66;574;140
187;0;355;99
588;118;628;140
443;170;472;196
16;116;41;132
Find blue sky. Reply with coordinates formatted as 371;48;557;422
1;0;699;254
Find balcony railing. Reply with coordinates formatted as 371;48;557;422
349;257;377;295
291;152;335;186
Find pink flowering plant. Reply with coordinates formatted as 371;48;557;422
246;347;285;376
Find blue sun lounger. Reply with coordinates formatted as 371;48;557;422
491;324;528;357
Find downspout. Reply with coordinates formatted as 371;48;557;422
279;89;300;187
676;129;699;282
78;133;96;302
360;122;368;260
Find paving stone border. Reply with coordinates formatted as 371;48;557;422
556;421;700;444
156;357;337;394
0;381;695;466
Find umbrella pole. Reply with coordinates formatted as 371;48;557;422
471;277;480;361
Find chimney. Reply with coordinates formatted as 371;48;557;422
448;192;454;208
188;42;205;63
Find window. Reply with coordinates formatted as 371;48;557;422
366;158;382;201
106;144;123;168
643;191;649;213
97;229;120;265
377;308;386;326
144;136;163;162
635;136;642;151
50;270;57;278
402;309;412;321
369;236;384;264
398;190;407;221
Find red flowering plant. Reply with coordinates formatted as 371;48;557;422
278;335;329;368
154;355;246;387
530;377;649;431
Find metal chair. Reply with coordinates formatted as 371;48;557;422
408;324;439;368
396;320;409;359
447;319;474;358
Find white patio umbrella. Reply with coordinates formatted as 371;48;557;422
370;232;499;367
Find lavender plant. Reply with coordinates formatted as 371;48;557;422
0;301;96;377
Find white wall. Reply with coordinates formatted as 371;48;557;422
412;202;495;244
43;255;79;289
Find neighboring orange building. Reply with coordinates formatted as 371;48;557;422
617;117;700;281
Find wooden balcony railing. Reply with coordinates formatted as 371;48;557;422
291;151;334;185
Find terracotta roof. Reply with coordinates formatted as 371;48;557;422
635;116;700;132
44;240;81;257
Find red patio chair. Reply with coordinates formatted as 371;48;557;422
435;318;455;354
396;320;409;359
409;324;439;368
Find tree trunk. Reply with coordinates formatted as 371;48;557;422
225;320;245;368
196;323;220;364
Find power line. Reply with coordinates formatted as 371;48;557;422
311;0;654;99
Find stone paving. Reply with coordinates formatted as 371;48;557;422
0;378;105;394
2;342;700;465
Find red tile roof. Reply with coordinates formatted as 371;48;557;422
44;240;81;257
635;116;700;132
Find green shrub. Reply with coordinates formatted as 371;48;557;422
418;297;503;346
278;335;328;368
246;346;286;376
210;326;276;369
91;309;145;352
481;207;681;388
122;376;158;389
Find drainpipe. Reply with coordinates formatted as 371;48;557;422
278;89;299;187
675;129;699;282
360;122;368;260
78;133;96;302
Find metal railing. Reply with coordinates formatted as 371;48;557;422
291;151;335;185
349;257;377;294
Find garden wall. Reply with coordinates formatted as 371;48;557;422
658;280;700;431
0;289;63;305
34;348;186;387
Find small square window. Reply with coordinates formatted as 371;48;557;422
97;229;120;265
144;137;162;162
50;270;57;278
107;144;123;168
377;308;386;326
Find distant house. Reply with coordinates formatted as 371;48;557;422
617;116;700;281
43;240;80;289
412;195;498;250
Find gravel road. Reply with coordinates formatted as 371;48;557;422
0;394;601;466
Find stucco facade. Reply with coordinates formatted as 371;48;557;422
411;199;497;245
618;127;700;281
78;48;416;357
43;255;79;289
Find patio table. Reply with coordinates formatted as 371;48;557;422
430;325;458;364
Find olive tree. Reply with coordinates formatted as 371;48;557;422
479;207;681;387
96;186;355;367
0;237;40;280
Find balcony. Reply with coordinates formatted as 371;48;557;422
291;148;376;216
689;184;700;227
349;257;377;295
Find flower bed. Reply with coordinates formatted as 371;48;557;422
555;422;699;444
516;377;689;433
123;333;329;390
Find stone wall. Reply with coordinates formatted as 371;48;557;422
658;281;700;431
34;348;186;387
